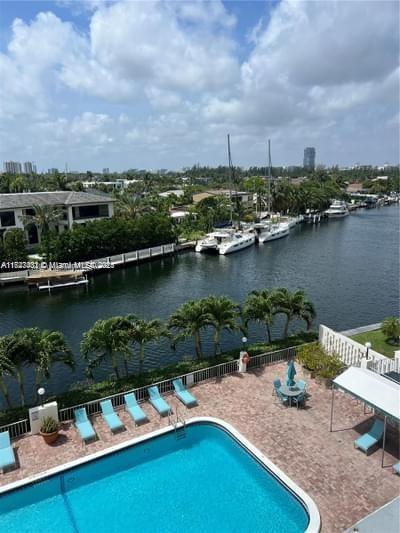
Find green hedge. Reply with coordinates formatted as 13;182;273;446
0;331;317;428
296;342;345;379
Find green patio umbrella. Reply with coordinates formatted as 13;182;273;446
287;360;297;387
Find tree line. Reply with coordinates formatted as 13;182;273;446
0;288;315;408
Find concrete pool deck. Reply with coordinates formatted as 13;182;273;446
1;362;399;532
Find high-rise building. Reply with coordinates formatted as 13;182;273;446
23;161;37;174
103;168;110;174
303;147;316;170
3;161;22;174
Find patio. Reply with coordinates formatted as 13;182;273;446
1;362;399;532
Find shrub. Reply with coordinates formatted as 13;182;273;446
381;317;400;345
297;342;345;379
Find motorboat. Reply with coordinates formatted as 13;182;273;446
325;200;349;218
195;231;233;253
253;221;289;243
218;231;255;255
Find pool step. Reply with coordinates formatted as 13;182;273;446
175;426;186;440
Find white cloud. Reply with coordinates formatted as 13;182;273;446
60;0;239;100
0;0;398;169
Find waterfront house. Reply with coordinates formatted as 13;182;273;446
0;191;115;246
192;189;253;209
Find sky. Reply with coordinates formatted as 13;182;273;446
0;0;399;172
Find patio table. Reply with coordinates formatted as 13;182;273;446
279;384;303;407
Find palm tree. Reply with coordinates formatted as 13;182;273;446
0;339;15;408
243;289;278;343
1;329;35;405
81;317;133;379
130;319;166;374
168;300;211;359
2;328;73;406
115;194;149;219
274;288;316;338
20;204;63;258
202;296;239;355
30;329;74;390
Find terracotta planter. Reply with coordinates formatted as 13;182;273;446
40;430;59;445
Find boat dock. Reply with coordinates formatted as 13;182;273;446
27;270;88;292
0;243;177;289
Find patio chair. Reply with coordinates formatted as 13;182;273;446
173;379;198;407
124;393;148;425
273;378;288;406
100;400;125;433
393;462;400;475
354;419;384;455
297;380;307;391
292;391;306;409
0;431;16;473
272;378;281;396
147;386;172;416
74;407;97;443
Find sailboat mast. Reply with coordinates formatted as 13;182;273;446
267;139;272;214
227;133;233;225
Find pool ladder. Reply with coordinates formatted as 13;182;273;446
169;407;186;440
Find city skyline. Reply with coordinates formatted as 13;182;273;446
0;1;399;171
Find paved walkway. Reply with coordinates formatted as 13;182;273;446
341;323;381;336
1;362;399;532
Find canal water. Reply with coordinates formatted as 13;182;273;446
0;205;398;406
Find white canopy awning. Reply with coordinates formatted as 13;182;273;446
333;367;400;421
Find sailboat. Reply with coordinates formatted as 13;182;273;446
216;135;255;254
253;140;289;244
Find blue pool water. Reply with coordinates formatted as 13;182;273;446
0;423;309;532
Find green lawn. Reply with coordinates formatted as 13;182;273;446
350;329;398;358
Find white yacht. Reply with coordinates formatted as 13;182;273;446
195;231;232;253
254;221;289;243
218;231;255;255
325;200;349;218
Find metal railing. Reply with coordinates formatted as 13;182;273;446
0;418;30;439
0;345;297;439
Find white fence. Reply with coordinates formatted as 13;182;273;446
319;324;399;373
0;345;297;440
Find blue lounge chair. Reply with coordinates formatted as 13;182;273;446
0;431;16;473
100;400;124;433
393;462;400;475
124;393;148;425
273;378;288;406
74;408;97;443
147;386;172;416
173;379;198;407
354;419;384;454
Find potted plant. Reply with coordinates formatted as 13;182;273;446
40;416;60;444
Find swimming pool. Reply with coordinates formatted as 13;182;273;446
0;418;320;532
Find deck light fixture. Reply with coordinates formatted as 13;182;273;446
38;387;45;407
364;342;371;359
